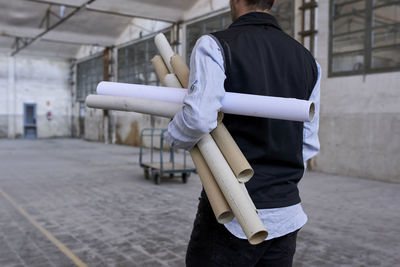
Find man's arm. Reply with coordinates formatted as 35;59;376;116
303;61;321;167
164;35;226;150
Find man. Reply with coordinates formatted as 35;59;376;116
164;0;320;266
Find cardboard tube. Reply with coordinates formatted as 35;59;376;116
163;74;183;88
197;134;268;245
154;33;174;73
211;123;254;182
162;65;233;225
170;54;190;88
85;95;182;118
190;147;234;224
239;182;257;212
151;55;169;86
97;82;315;122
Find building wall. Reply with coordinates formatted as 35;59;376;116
312;0;400;182
72;0;400;182
73;19;172;146
75;1;230;147
0;55;72;139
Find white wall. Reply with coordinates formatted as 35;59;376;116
312;0;400;182
0;55;72;139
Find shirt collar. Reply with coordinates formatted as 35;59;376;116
229;12;282;31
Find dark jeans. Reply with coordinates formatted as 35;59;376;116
186;196;298;267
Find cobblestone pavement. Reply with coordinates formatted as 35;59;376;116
0;139;399;267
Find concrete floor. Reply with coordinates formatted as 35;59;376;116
0;139;399;267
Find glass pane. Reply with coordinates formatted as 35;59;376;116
332;51;364;72
205;18;223;33
186;25;202;62
333;32;365;53
373;4;400;27
371;46;400;68
134;42;146;65
26;106;34;124
373;24;400;47
77;55;103;101
271;0;294;36
221;13;232;28
374;0;397;6
333;13;365;35
117;31;170;85
186;13;232;64
333;0;365;17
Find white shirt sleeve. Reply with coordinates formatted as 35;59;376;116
302;61;321;167
164;35;226;150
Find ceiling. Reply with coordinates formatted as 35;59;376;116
0;0;200;59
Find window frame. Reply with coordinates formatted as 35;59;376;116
329;0;400;77
185;3;295;65
185;11;232;64
76;52;104;102
116;28;172;85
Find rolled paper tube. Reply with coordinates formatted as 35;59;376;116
217;111;224;123
197;134;268;245
161;64;234;224
154;33;174;73
85;95;182;118
151;55;169;86
97;82;314;122
163;74;183;88
170;54;190;88
211;123;254;182
239;182;257;212
190;147;234;224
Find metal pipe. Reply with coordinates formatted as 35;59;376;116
12;0;96;56
1;32;107;47
27;0;176;23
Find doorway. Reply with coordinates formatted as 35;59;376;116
24;103;37;139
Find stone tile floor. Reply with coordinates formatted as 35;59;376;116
0;139;399;267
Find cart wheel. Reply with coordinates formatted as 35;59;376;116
153;172;161;185
182;173;188;184
144;168;150;180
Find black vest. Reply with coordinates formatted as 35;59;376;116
210;12;318;209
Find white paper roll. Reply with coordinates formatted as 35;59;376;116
197;134;268;244
85;95;182;118
163;74;182;88
155;33;175;73
97;82;314;122
98;82;187;103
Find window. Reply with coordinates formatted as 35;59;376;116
330;0;400;76
186;2;294;63
76;55;104;102
186;13;232;64
271;0;295;37
117;32;171;86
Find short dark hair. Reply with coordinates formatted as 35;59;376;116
245;0;274;10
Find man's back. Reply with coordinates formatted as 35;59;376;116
165;2;321;265
211;12;319;209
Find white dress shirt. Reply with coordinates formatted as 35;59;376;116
164;35;321;240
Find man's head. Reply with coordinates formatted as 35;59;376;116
230;0;275;21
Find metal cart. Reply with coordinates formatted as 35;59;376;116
139;128;196;184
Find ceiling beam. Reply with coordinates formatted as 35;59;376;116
1;32;107;47
12;0;96;56
26;0;177;23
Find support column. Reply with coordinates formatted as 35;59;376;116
7;56;16;138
